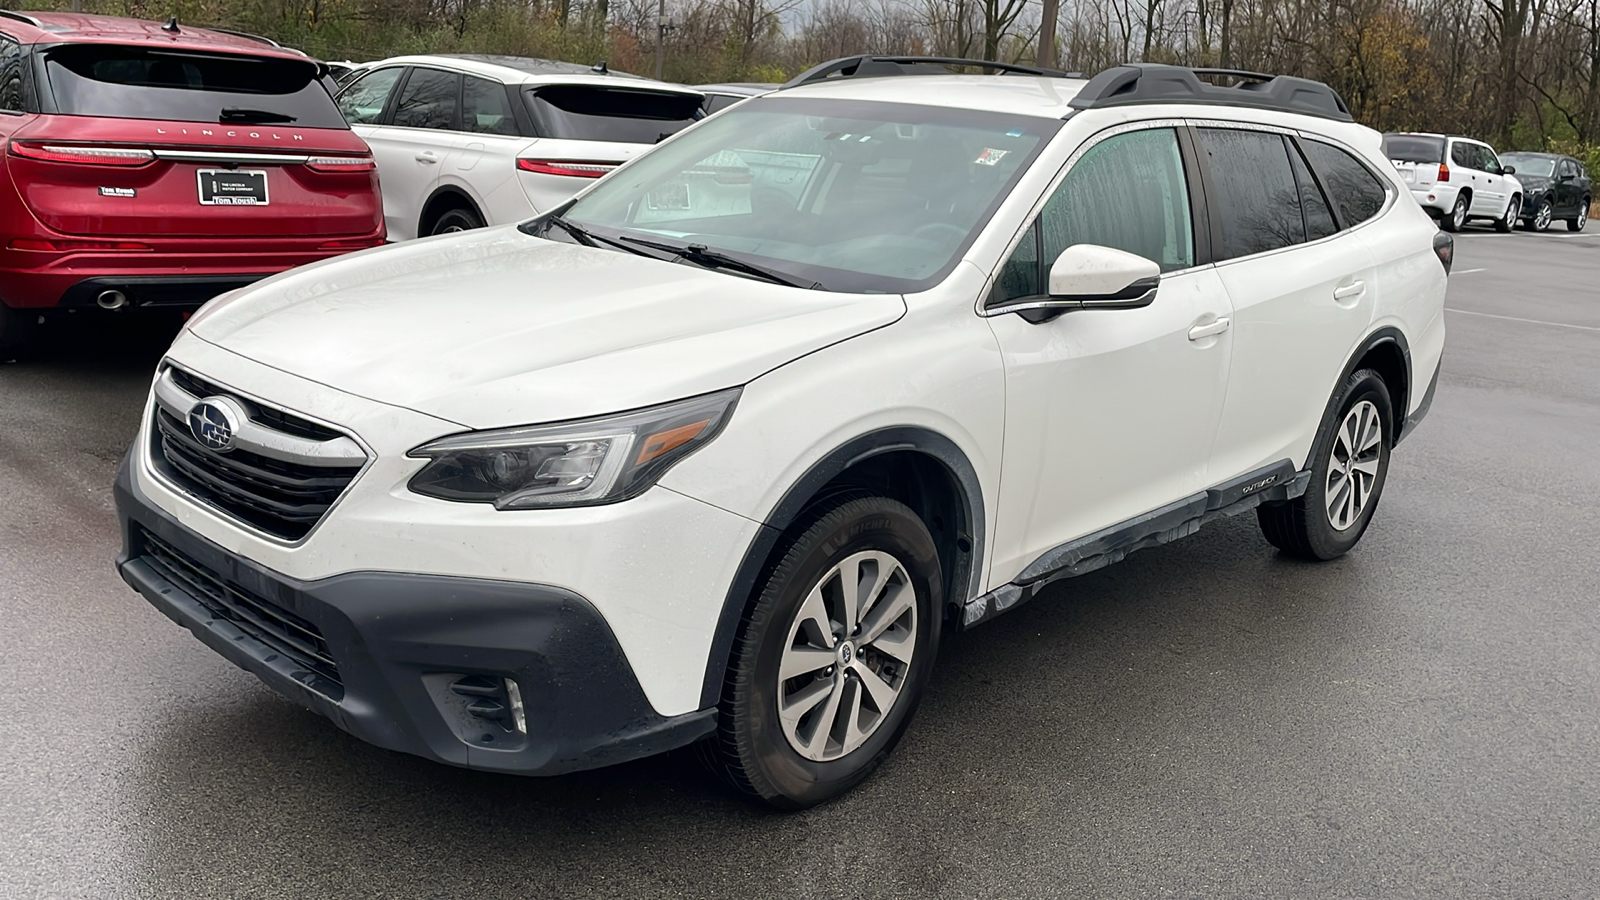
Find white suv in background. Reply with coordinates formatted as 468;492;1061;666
334;55;704;239
1384;132;1524;232
116;58;1448;809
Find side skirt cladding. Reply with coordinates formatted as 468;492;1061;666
961;459;1308;629
698;428;987;710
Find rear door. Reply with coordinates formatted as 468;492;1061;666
1196;125;1378;480
514;83;702;213
342;66;462;240
20;43;379;240
447;74;534;227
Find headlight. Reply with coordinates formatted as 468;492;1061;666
407;388;740;509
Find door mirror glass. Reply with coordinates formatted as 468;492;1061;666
1501;165;1515;176
1047;244;1161;308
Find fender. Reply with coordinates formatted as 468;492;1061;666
417;184;485;236
697;426;986;709
1333;325;1414;445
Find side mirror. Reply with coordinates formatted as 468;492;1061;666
1047;244;1161;308
1559;173;1575;183
1500;165;1516;176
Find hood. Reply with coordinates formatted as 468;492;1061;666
1516;174;1552;192
190;227;906;428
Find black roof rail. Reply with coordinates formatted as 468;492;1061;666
783;55;1079;89
1069;63;1353;122
0;11;44;27
203;26;282;48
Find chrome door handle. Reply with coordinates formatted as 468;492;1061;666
1187;317;1231;341
1333;281;1366;301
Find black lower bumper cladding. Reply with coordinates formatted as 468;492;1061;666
113;454;714;776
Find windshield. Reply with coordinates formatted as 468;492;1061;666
1502;155;1555;178
547;97;1058;293
43;45;346;128
1383;135;1444;164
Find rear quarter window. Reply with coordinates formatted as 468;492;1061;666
42;45;347;129
525;86;701;143
1301;140;1389;227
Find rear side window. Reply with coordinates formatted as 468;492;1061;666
462;76;517;136
1194;128;1304;260
1450;141;1478;169
337;67;403;125
1302;140;1388;227
525;86;701;143
42;46;347;128
1383;135;1443;164
0;34;23;113
392;68;459;130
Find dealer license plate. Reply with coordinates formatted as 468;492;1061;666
197;169;269;206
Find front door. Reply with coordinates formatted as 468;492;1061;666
986;125;1233;583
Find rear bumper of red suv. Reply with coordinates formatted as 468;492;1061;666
0;233;386;310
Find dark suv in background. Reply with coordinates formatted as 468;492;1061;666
1500;151;1591;232
0;11;383;355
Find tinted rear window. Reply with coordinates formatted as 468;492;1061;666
1383;135;1444;163
43;46;347;129
524;86;700;143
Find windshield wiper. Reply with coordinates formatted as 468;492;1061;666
543;215;655;257
220;107;297;124
617;236;820;289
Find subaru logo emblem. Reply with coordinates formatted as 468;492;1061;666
188;397;241;452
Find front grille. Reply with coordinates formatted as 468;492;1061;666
167;367;342;442
137;527;343;699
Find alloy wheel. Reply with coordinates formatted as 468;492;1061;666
776;550;918;762
1535;201;1553;231
1325;399;1383;531
1452;198;1467;230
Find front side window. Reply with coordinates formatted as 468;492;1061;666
391;68;459;131
1195;128;1305;260
462;75;517;136
336;66;403;125
992;127;1193;304
42;45;347;128
1480;145;1503;173
1302;140;1388;227
552;97;1057;294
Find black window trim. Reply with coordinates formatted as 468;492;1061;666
982;119;1210;312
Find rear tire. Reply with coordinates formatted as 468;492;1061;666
0;302;40;360
1441;193;1468;232
1257;368;1394;561
705;496;942;809
1568;198;1590;232
1493;194;1520;232
428;206;485;235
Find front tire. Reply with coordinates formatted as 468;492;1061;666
1493;194;1521;232
1528;197;1553;232
1441;193;1469;232
707;496;942;809
1257;368;1393;561
1568;198;1590;232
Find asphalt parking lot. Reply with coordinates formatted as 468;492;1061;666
3;227;1598;899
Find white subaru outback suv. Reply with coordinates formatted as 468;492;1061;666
115;57;1449;809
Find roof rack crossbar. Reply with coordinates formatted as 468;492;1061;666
1068;63;1353;122
0;11;43;27
203;26;282;48
783;55;1077;88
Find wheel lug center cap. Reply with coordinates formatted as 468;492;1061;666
838;641;855;666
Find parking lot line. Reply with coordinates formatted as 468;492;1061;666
1445;307;1600;332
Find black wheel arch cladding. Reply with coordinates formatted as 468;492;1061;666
699;426;984;709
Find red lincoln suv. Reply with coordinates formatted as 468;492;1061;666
0;11;384;354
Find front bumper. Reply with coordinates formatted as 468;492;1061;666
115;454;716;775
